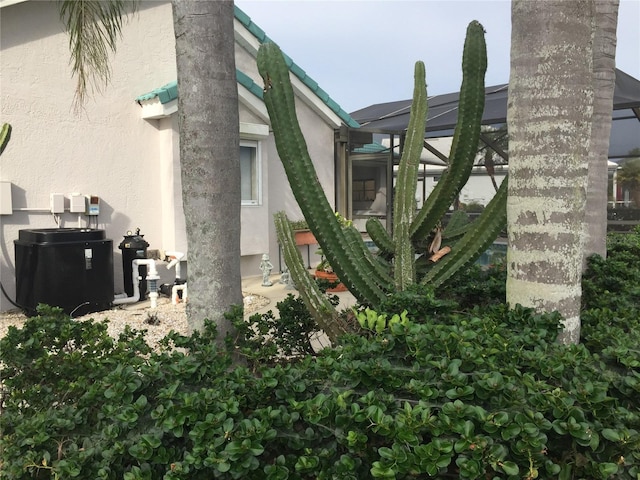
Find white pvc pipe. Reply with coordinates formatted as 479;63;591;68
166;251;187;306
165;251;185;280
113;259;160;307
138;259;160;309
113;266;140;305
171;284;187;305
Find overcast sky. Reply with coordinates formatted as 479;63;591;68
234;0;640;114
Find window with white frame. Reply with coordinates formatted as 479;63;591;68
240;140;261;205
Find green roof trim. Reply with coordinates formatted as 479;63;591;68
235;70;264;100
136;71;264;105
136;81;178;104
135;6;359;129
233;5;358;127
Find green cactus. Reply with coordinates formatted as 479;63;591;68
258;45;388;306
393;61;428;290
258;20;506;311
410;20;488;241
0;123;12;157
273;211;353;342
422;176;508;287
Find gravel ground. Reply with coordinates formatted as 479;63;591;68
0;292;271;347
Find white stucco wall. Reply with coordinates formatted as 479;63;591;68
417;166;508;208
0;1;180;310
0;1;343;311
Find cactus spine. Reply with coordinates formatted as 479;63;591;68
259;20;505;311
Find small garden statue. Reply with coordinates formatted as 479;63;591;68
260;253;274;287
279;267;296;290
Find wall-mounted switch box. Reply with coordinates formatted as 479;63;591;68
86;195;100;215
0;182;12;215
69;193;85;213
50;193;65;214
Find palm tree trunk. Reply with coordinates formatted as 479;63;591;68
507;0;595;344
583;0;619;265
172;0;242;339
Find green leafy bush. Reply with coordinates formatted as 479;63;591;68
582;228;640;312
436;262;507;310
3;305;640;479
229;294;330;366
2;232;640;479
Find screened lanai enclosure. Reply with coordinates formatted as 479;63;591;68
335;68;640;231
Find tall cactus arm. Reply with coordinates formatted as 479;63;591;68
274;212;351;343
343;224;394;288
366;217;395;257
393;61;428;290
422;176;507;287
441;210;473;240
410;21;487;241
258;43;387;307
0;123;12;157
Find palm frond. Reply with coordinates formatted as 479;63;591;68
58;0;137;111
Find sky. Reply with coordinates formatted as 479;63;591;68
234;0;640;114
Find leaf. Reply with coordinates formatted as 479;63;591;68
135;394;148;408
598;463;619;477
601;428;621;442
378;447;394;460
500;461;519;476
141;433;161;449
501;424;521;440
370;461;397;479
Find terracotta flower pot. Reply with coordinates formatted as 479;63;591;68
314;270;347;292
294;230;317;246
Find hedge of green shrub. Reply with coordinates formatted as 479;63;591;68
1;230;639;479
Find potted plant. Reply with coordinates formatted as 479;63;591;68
289;219;317;246
314;249;347;292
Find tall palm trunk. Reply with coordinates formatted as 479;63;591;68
583;0;619;264
507;0;595;344
172;0;242;338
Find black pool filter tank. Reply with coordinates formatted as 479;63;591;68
14;228;114;317
118;228;149;299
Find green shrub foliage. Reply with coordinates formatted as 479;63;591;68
228;294;339;366
2;231;639;479
3;268;640;480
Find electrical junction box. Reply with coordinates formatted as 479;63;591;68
86;195;100;215
69;193;85;213
50;193;65;214
0;181;12;215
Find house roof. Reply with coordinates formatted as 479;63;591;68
136;5;359;129
351;69;640;158
136;70;261;105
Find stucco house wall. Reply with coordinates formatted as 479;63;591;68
0;0;350;312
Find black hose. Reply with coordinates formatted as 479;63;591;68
0;281;23;309
69;302;90;318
